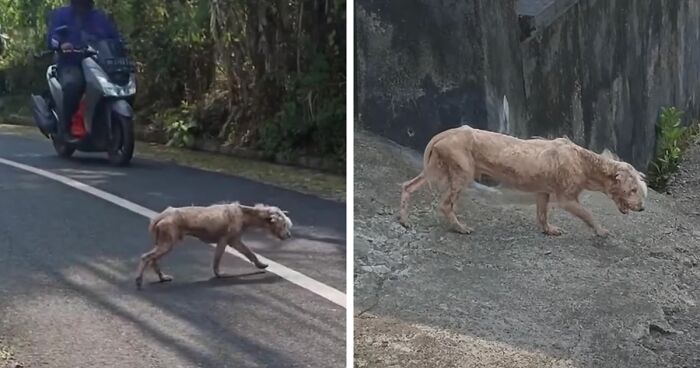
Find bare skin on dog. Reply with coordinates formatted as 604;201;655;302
135;202;293;289
400;126;647;236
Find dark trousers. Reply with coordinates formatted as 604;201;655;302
57;64;85;136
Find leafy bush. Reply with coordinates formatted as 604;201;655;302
165;120;196;148
154;101;197;148
258;52;345;162
648;107;699;190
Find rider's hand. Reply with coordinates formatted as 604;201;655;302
60;42;74;51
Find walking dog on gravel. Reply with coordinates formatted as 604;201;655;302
135;202;292;289
399;125;647;237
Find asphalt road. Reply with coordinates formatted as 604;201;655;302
0;132;346;368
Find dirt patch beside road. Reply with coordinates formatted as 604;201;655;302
355;314;577;368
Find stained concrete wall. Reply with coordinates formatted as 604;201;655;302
355;0;700;169
355;0;491;149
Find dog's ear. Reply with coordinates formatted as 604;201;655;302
601;149;620;161
615;170;634;185
266;211;281;224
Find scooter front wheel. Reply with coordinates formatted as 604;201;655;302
107;114;134;166
52;135;76;158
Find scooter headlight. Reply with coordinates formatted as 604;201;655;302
98;75;136;97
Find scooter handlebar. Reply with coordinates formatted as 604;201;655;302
59;47;97;56
33;47;97;60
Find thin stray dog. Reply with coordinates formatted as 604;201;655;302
399;125;647;237
135;202;293;289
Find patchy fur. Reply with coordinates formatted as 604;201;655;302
399;126;647;236
135;202;292;289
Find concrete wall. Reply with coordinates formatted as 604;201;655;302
355;0;700;169
354;0;490;149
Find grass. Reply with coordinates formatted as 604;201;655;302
0;124;346;202
0;95;31;118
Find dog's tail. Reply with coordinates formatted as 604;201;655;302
148;208;171;244
420;127;468;190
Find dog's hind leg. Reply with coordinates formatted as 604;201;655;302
441;182;472;234
537;193;563;236
560;200;609;237
441;163;473;234
230;238;268;269
399;173;426;227
150;245;174;283
135;247;156;290
135;244;173;289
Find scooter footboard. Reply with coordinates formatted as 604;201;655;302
30;94;56;137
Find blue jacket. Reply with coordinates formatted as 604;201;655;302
47;4;121;65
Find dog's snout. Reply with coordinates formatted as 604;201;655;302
279;230;291;240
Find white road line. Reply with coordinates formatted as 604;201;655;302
0;157;347;308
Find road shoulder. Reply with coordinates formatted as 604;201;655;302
0;124;345;202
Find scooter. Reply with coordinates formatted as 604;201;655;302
30;25;135;166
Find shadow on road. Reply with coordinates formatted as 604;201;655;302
0;139;346;367
147;271;281;292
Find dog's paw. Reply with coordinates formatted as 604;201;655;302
453;225;473;234
135;277;143;290
158;274;173;283
255;262;269;269
595;228;610;237
543;226;563;236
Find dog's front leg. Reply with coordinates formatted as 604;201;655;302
560;200;609;237
212;240;227;277
536;193;562;236
230;239;268;269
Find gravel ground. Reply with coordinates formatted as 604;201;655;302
666;137;700;216
0;339;21;368
354;129;700;368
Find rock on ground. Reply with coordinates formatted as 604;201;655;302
353;129;700;368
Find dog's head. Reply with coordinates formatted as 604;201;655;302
602;149;648;214
257;204;293;240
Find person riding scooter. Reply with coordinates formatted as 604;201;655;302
47;0;121;143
